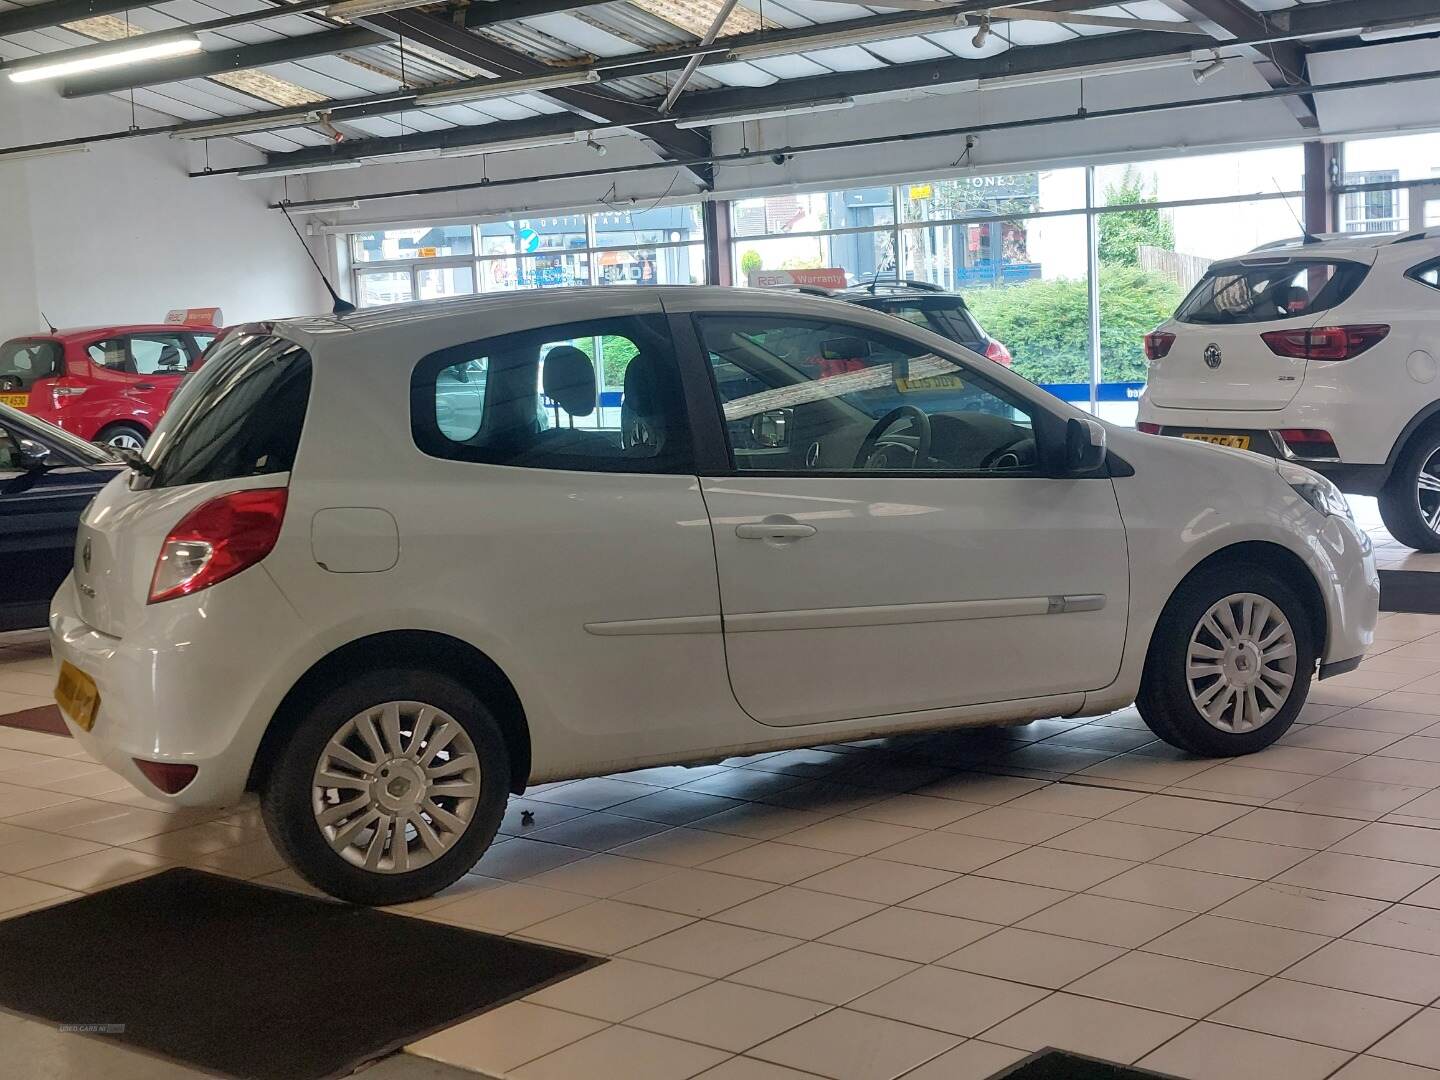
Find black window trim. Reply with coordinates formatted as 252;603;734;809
674;307;1078;480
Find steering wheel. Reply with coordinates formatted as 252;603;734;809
854;405;932;470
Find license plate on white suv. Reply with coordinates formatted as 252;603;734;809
1183;433;1251;450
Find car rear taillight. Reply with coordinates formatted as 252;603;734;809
1275;429;1340;460
1144;331;1176;361
984;339;1013;367
1137;422;1162;435
1261;325;1390;361
148;488;288;604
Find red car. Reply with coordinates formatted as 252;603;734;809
0;322;219;450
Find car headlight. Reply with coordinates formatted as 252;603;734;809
1278;461;1353;520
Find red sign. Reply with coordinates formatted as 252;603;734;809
164;307;223;327
748;268;849;290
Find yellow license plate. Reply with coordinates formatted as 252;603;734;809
55;661;100;732
0;393;29;408
1183;433;1251;450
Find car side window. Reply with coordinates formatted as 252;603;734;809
1408;259;1440;292
87;339;130;370
0;426;18;471
695;314;1036;475
411;314;694;474
129;335;192;375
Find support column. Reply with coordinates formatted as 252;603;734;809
703;199;732;287
1085;166;1102;414
1303;140;1339;236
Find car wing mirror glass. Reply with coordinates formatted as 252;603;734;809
749;409;791;449
1065;417;1107;475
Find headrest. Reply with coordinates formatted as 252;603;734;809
542;345;595;417
622;351;661;416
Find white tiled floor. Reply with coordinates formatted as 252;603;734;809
4;607;1440;1080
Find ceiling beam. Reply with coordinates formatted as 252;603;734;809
358;9;715;187
0;0;148;36
59;26;385;97
1157;0;1316;127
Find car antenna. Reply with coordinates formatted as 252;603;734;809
39;310;57;335
279;205;356;316
1273;178;1320;245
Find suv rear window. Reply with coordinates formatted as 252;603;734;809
0;340;62;389
863;298;989;350
143;332;311;489
1175;259;1369;325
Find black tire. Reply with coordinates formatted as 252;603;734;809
97;422;149;451
1137;565;1315;757
1379;427;1440;552
260;668;509;906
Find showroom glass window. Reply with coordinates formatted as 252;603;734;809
412;314;693;474
695;313;1035;475
1340;133;1440;234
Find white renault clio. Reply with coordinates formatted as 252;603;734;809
51;287;1378;905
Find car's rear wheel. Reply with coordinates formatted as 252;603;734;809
1137;566;1314;757
97;422;149;452
260;668;509;905
1379;428;1440;552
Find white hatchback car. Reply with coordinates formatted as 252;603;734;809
1137;230;1440;549
51;287;1378;905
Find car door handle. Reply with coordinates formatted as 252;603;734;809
128;383;156;392
735;520;817;541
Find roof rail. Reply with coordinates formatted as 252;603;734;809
854;279;948;294
1391;228;1440;244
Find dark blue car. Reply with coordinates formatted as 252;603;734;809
0;403;121;631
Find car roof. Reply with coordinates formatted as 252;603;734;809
1247;229;1440;258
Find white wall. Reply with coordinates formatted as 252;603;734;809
0;85;330;339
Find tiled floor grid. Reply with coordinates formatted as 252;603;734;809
3;609;1440;1080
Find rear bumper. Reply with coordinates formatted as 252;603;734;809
49;570;304;808
1139;426;1392;495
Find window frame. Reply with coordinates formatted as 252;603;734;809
410;312;704;476
675;307;1071;480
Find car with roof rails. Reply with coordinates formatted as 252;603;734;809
50;287;1376;905
1;322;220;451
1137;229;1440;549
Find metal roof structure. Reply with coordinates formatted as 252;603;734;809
1;0;1438;185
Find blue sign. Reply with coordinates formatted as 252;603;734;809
517;227;541;254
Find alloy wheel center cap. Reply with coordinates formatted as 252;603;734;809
373;759;426;813
1225;642;1263;689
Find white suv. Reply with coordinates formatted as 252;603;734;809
1137;230;1440;549
51;287;1377;905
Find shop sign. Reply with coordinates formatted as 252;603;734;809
748;268;849;289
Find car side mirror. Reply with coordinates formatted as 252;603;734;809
749;409;791;448
1064;417;1107;475
14;437;56;472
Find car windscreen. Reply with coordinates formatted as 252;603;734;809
0;340;62;389
1175;259;1369;325
0;402;117;465
142;332;311;489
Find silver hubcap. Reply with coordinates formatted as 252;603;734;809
1186;593;1297;734
106;432;143;451
311;701;481;874
1416;449;1440;534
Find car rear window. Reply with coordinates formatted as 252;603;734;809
143;332;311;489
1175;259;1369;325
0;340;61;389
868;299;989;350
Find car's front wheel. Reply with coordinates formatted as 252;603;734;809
1378;427;1440;552
1137;566;1314;757
260;669;509;905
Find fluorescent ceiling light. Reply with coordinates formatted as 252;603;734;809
174;110;321;140
674;97;852;128
241;158;365;179
324;0;429;19
0;144;90;163
1360;18;1440;41
438;132;584;157
7;34;201;83
278;199;359;214
414;69;600;108
731;16;971;60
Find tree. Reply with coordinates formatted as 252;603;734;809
1098;166;1174;268
739;249;763;279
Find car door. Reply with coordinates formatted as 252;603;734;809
123;333;195;419
0;416;112;631
680;301;1130;728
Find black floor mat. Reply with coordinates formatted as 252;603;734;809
991;1048;1183;1080
0;867;601;1080
1380;569;1440;614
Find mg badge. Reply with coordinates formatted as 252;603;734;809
1204;343;1223;369
81;538;92;573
